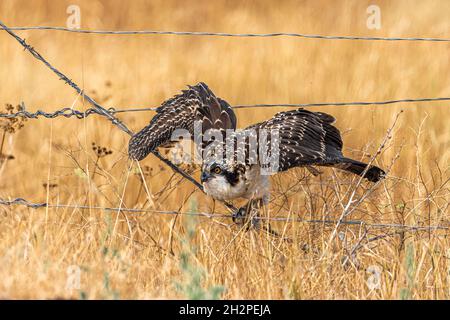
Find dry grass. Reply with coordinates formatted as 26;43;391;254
0;0;449;299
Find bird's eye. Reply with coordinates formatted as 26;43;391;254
213;167;222;174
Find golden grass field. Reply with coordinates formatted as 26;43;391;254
0;0;449;299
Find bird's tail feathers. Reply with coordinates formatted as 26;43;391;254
335;158;385;182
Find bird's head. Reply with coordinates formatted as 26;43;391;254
200;160;246;200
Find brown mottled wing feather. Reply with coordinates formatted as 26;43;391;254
236;108;343;171
241;108;384;181
128;82;236;161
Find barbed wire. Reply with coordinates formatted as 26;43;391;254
1;96;449;120
0;197;448;232
6;26;450;42
232;97;450;109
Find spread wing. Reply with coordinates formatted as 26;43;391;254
228;109;343;172
128;82;237;161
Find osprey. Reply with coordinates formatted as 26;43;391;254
129;83;385;219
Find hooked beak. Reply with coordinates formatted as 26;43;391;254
200;171;211;183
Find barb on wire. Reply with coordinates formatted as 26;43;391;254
1;96;449;120
5;26;450;42
0;197;448;232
